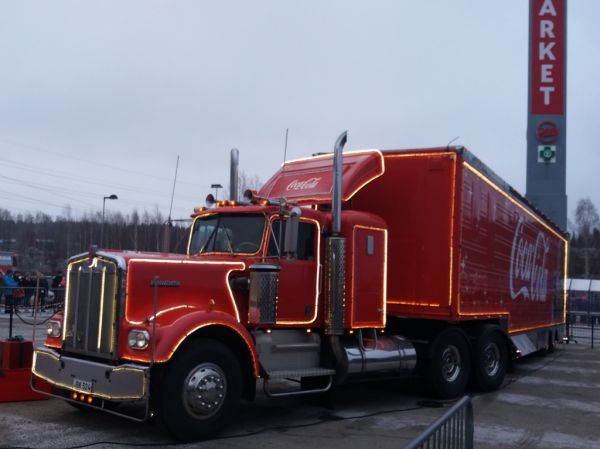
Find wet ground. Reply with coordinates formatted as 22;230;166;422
1;312;599;449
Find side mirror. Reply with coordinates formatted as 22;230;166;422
284;207;302;257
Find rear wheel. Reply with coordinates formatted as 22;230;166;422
471;326;508;391
158;339;241;442
424;328;470;399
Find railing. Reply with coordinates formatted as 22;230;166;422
1;286;65;314
404;396;474;449
566;279;600;349
565;311;598;349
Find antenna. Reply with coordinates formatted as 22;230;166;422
162;155;180;253
283;128;289;166
168;155;180;223
446;136;460;149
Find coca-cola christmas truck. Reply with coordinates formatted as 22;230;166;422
32;133;568;441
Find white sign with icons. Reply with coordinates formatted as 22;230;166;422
538;145;557;163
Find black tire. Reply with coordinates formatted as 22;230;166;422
424;328;471;399
471;326;508;391
158;338;242;442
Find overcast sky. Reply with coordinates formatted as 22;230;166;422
0;1;598;228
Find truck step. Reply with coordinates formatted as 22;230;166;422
267;367;336;379
263;367;335;398
272;342;320;352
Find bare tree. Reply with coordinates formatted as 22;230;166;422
575;197;600;277
238;170;262;199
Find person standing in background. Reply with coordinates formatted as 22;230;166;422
3;270;18;313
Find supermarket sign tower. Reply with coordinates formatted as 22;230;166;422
526;0;567;230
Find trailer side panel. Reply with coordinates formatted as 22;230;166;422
458;161;567;334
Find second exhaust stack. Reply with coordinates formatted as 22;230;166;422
325;131;347;335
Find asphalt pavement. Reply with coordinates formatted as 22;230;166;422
1;312;600;449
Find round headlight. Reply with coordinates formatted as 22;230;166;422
47;320;62;338
128;330;150;350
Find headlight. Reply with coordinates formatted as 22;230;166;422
47;320;62;338
128;330;150;350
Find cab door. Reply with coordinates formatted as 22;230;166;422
349;226;387;327
266;218;320;325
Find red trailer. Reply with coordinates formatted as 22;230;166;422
32;135;568;441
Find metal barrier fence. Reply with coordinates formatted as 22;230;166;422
565;278;600;349
565;311;598;348
1;286;65;313
404;396;474;449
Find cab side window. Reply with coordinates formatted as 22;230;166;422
267;221;316;260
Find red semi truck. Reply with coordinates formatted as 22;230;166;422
32;134;568;441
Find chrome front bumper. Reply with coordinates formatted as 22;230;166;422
32;347;149;401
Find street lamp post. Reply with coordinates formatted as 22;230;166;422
211;183;223;201
101;194;118;248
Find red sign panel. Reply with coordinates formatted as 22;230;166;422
536;120;560;144
531;0;565;115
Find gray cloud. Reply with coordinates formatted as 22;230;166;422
0;0;596;223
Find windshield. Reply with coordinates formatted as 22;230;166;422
189;214;265;255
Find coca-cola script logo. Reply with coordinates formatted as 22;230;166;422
509;217;550;302
286;177;322;191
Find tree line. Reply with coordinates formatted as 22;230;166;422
0;197;598;278
570;198;600;279
0;208;189;273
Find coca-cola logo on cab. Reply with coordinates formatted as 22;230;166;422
286;177;322;191
509;217;550;302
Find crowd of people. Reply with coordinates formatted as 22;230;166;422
0;270;64;314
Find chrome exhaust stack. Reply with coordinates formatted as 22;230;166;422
332;132;346;235
230;148;239;202
325;131;347;336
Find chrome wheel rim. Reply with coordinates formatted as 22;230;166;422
483;342;501;377
183;363;227;419
441;345;462;383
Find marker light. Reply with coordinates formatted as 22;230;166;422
47;320;62;338
128;330;150;350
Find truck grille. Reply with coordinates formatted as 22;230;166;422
63;257;120;359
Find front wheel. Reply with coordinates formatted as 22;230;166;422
158;339;242;442
424;328;471;399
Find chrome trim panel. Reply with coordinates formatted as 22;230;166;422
63;256;120;359
32;347;148;400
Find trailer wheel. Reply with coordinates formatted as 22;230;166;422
471;327;508;391
425;328;470;399
159;338;241;442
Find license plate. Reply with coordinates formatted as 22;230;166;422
73;378;93;393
